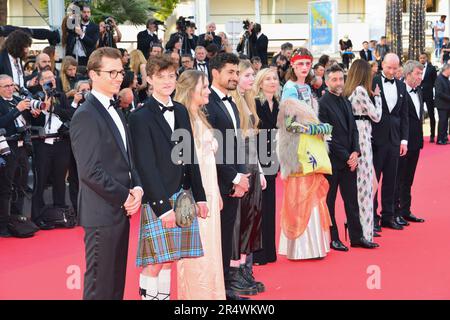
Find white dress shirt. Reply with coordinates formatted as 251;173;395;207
210;85;241;185
381;72;398;112
91;89;127;150
8;54;24;88
154;96;175;131
406;84;421;119
196;60;208;77
422;63;427;80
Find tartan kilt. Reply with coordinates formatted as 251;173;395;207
136;190;204;267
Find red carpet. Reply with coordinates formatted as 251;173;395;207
1;140;449;300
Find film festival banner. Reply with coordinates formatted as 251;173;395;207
308;0;338;55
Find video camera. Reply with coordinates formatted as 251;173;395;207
243;20;251;31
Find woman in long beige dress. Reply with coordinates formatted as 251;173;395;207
174;70;226;300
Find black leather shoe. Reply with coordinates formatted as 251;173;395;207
226;290;250;300
395;216;410;226
240;266;265;293
430;136;435;143
373;231;381;237
373;225;382;233
404;214;425;223
330;240;349;252
0;226;11;238
381;218;404;230
437;140;448;145
34;220;56;230
351;237;379;249
226;268;258;296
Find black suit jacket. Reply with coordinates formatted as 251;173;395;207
359;49;373;61
165;32;198;55
198;33;222;48
205;90;247;195
128;95;206;217
137;30;160;60
0;97;29;141
420;63;437;101
194;60;211;83
65;22;99;60
434;73;450;111
0;49;25;87
405;87;424;151
371;75;409;147
69;93;142;227
256;97;279;178
318;91;361;170
250;33;269;67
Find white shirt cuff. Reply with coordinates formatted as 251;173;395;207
71;102;78;109
232;173;241;185
80;33;85;40
159;210;172;219
133;186;144;196
401;140;408;146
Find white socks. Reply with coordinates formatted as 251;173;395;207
157;269;171;300
139;274;158;300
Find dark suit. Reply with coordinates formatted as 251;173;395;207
434;73;450;142
137;30;160;60
194;60;211;83
371;75;409;224
65;22;99;66
198;33;222;48
395;86;424;217
250;33;269;67
165;32;198;55
70;93;142;300
359;49;373;61
420;63;437;138
128;95;206;218
205;89;246;281
318;91;363;243
253;97;279;264
0;49;25;88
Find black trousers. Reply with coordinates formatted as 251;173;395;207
373;143;400;223
0;145;18;227
437;109;450;142
83;217;130;300
395;149;421;216
325;166;363;243
424;98;436;138
68;151;79;214
31;139;71;221
253;176;277;264
10;146;29;216
221;194;239;279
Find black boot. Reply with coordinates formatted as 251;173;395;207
240;265;265;293
226;267;258;296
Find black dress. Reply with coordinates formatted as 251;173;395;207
253;97;279;264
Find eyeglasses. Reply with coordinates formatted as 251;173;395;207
0;84;15;89
95;69;125;79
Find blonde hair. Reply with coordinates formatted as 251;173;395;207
253;68;281;103
60;56;78;93
174;70;212;131
129;49;147;75
230;60;260;136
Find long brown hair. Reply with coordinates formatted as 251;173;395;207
174;70;212;131
343;59;373;98
60;56;78;93
285;47;314;84
230;60;260;136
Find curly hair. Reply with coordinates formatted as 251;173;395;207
5;30;32;59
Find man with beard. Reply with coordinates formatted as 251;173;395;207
319;64;379;251
205;53;251;299
65;4;99;66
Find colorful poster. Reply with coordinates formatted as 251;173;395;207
309;0;338;53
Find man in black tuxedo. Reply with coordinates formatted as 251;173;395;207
198;22;222;48
434;63;450;145
248;23;269;67
371;53;409;231
137;19;160;60
0;30;32;90
360;41;373;61
65;4;99;66
70;47;143;300
319;65;378;251
193;46;211;82
0;75;31;237
205;53;252;299
419;52;438;142
395;60;426;223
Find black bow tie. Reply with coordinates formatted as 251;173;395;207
158;103;174;114
222;96;233;103
108;99;117;109
384;77;395;84
410;88;418;94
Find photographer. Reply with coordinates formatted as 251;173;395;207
0;30;32;90
237;22;268;67
0;74;31;237
71;79;91;109
137;19;161;60
98;17;122;48
28;69;74;226
198;22;222;49
166;17;198;56
64;4;99;66
24;53;52;90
